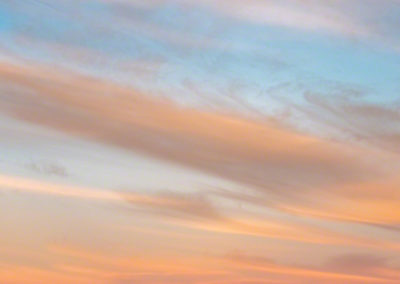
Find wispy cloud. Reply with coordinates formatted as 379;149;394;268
25;161;69;177
1;61;399;230
301;92;400;155
0;174;120;201
225;251;400;284
1;2;400;283
0;61;382;189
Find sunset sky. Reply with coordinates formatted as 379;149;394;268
0;1;400;283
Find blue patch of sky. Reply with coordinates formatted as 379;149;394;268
1;0;399;112
0;6;12;32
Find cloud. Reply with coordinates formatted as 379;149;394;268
225;250;275;267
104;0;369;37
44;245;400;284
0;174;120;202
48;244;229;284
324;253;388;274
1;3;400;284
25;161;69;177
201;0;368;36
190;0;400;52
0;174;221;223
0;62;381;192
103;0;400;49
302;92;400;155
0;264;93;284
121;188;400;250
1;172;388;250
1;61;399;230
224;251;398;284
122;190;222;221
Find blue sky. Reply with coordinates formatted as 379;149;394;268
1;0;399;115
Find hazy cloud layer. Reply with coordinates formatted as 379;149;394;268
1;1;400;283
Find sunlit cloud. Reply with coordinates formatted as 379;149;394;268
1;1;400;283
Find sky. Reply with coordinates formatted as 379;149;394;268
0;0;400;283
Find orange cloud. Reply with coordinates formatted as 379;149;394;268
1;61;400;284
0;61;386;197
1;60;400;233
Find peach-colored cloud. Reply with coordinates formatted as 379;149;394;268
0;174;120;202
0;264;94;284
2;173;387;250
12;244;393;284
0;61;384;192
1;61;399;230
225;251;399;284
1;61;400;284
